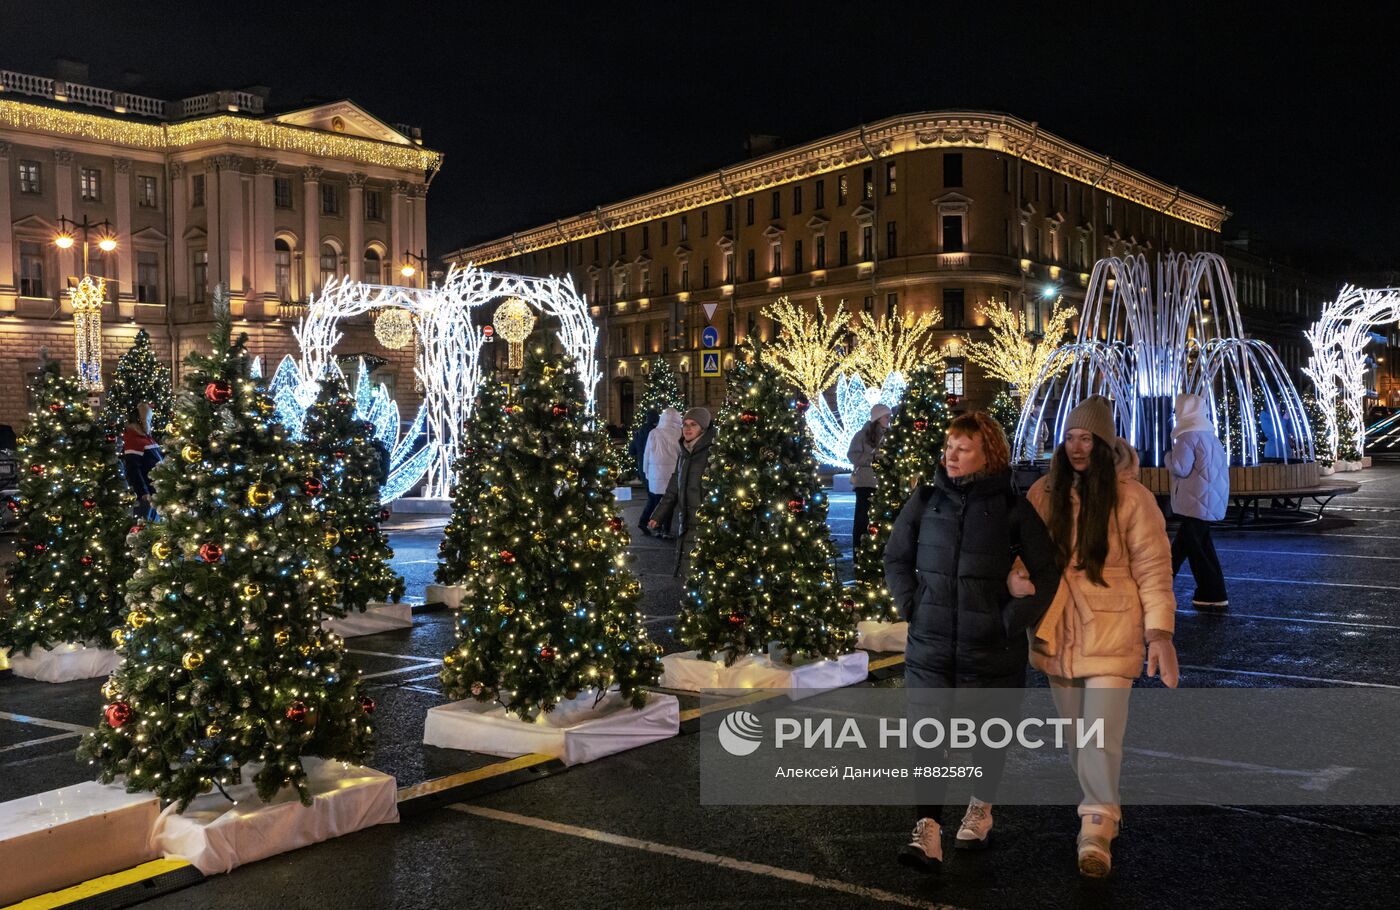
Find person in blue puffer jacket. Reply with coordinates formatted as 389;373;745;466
1166;393;1229;608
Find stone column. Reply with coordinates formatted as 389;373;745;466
204;159;222;289
0;141;15;312
252;159;277;304
113;158;135;307
216;155;245;300
54;149;76;290
411;183;428;282
347;172;366;282
170;162;188;303
302;166;323;298
389;180;406;286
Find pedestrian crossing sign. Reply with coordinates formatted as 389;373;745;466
700;351;721;377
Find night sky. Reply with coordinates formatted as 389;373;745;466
7;2;1396;272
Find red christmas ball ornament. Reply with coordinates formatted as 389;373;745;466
913;419;928;432
727;612;745;625
105;433;117;443
739;410;758;424
608;516;624;532
842;597;857;611
359;695;376;715
33;542;46;553
945;394;961;407
787;498;805;513
104;701;133;728
794;398;811;414
503;405;517;415
868;524;880;536
379;508;391;521
539;645;556;662
348;553;360;561
204;380;233;404
48;403;62;412
302;477;323;496
499;550;516;565
198;542;224;563
285;701;308;723
333;450;346;459
337;397;353;408
30;464;44;476
551;403;569;418
5;498;18;513
82;498;96;509
80;555;94;567
128;524;141;536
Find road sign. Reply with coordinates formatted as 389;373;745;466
703;302;719;322
700;351;721;377
702;325;719;348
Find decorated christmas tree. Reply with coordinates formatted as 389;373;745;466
2;359;130;654
680;344;856;664
436;376;511;586
853;364;951;621
102;329;173;438
438;346;662;721
627;356;685;472
78;288;375;811
1301;392;1335;467
988;389;1022;441
302;372;403;613
1336;397;1363;463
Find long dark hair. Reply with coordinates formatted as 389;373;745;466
864;418;886;449
1044;436;1119;586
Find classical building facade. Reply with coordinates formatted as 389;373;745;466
446;112;1228;428
1;66;440;429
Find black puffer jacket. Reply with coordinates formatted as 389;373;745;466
884;466;1061;683
649;426;715;534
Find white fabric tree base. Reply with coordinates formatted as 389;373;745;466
8;643;121;683
322;603;413;638
424;584;465;610
423;689;679;766
151;758;397;875
0;782;159;905
831;473;854;492
612;486;633;501
0;647;9;672
661;649;869;699
855;620;908;653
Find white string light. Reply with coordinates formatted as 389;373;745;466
72;276;106;391
1305;286;1400;462
807;371;907;469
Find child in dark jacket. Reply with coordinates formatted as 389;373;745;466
122;402;163;520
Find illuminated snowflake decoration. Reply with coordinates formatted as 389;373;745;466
1305;285;1400;462
373;307;415;350
807;371;908;469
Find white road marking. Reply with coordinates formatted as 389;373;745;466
0;732;81;753
360;662;442;680
1123;748;1356;789
1177;610;1400;632
642;614;678;625
348;648;438;662
1216;547;1400;561
1221;575;1400;592
0;711;93;733
449;804;960;910
1178;665;1400;689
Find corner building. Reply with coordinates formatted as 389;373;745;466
447;112;1228;428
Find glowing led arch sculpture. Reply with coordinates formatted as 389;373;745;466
1305;286;1400;462
1015;252;1314;467
284;264;598;500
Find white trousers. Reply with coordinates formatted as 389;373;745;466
1047;675;1133;823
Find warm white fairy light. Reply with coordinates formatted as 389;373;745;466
72;276;106;391
1305;285;1400;463
373;307;414;350
492;297;536;370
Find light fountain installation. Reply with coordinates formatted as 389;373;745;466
1015;252;1315;474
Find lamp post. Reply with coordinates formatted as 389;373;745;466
399;249;429;288
54;216;118;391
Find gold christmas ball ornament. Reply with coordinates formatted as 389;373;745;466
497;603;513;615
247;483;275;508
324;528;341;547
443;652;457;666
245;532;263;551
111;628;127;647
242;583;262;599
182;651;205;671
126;610;150;628
206;723;222;737
181;444;203;463
273;629;291;647
101;679;119;700
151;540;172;560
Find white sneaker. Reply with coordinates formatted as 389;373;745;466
897;817;943;872
1077;813;1119;878
955;797;993;849
1191;599;1229;608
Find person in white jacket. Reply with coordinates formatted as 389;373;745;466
640;407;683;537
1165;393;1229;607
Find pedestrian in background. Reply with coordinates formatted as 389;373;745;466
1166;392;1229;608
123;401;163;521
848;403;891;545
885;412;1060;872
648;407;714;579
629;409;659;482
640;407;682;537
1022;395;1179;879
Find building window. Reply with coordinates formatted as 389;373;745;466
945;153;963;188
136;251;160;302
703;259;710;288
191;173;205;207
1105;196;1114;226
1005;218;1013;255
815;235;826;268
701;210;709;237
80;167;101;202
793;239;802;273
838;174;848;206
1034;172;1041;202
365;190;383;220
137;175;158;208
747;249;756;281
724;251;734;283
885;161;897;195
644;322;652;352
321;183;339;215
661;221;669;246
815;179;825;209
1003;158;1011;193
942;215;964;253
863;296;875;318
275;239;293;301
886;221;897;258
724;204;733;231
319;244;338;286
886;292;898;318
642;225;650;250
18;160;41;194
861;226;873;260
662;266;670;295
642;267;651;296
619;231;627;256
770;190;781;220
746;198;755;226
19;241;45;297
942;288;966;329
274;176;293;208
364;248;383;283
945;358;965;396
862;167;874;201
681;263;689;291
680;215;689;241
192;249;208;303
792;185;803;215
838;231;849;266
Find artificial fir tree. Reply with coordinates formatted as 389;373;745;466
988;389;1022;442
626;356;685;472
680;344;856;664
103;329;173;438
1301;392;1335;467
852;363;951;620
438;346;662;721
78;289;374;810
436;376;511;585
302;372;404;613
1;359;130;654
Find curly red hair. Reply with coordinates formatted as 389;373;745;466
946;411;1011;475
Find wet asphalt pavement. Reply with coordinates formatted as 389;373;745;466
3;465;1400;908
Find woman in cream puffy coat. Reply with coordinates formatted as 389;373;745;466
1019;395;1179;879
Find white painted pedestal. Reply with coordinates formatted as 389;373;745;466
425;584;466;610
8;643;121;683
423;689;680;766
0;782;159;905
322;602;414;638
151;758;398;875
855;620;908;653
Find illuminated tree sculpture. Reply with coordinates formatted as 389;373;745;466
1304;285;1400;463
79;288;375;811
2;359;129;654
959;295;1076;399
764;296;852;399
846;307;943;388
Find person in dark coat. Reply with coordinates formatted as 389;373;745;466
629;410;660;480
884;412;1061;872
647;407;714;579
122;402;163;521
